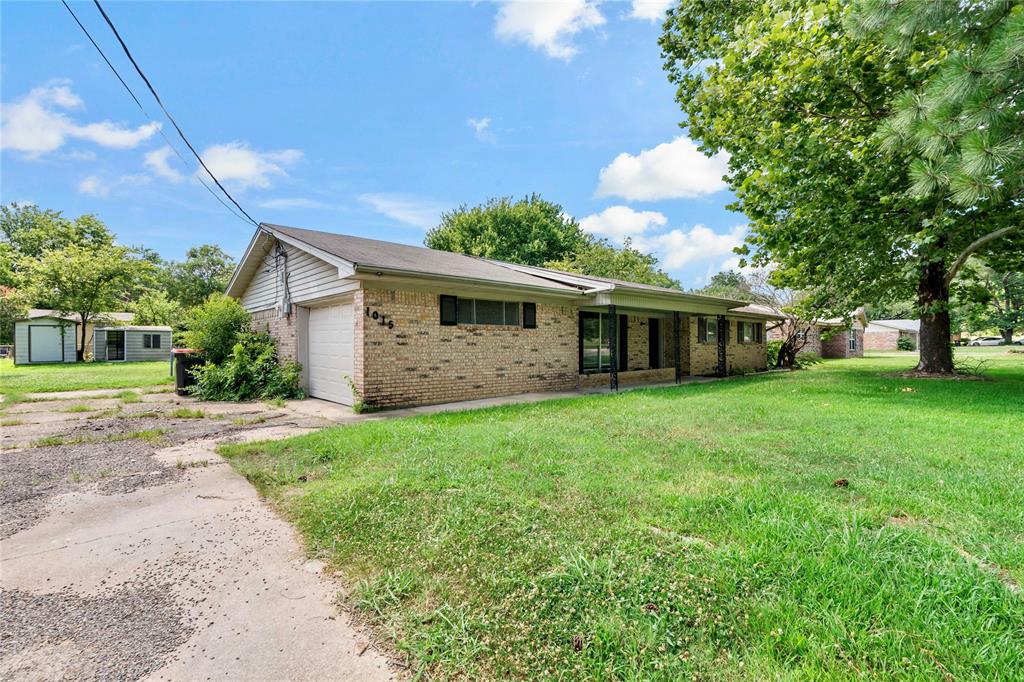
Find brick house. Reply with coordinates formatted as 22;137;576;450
863;319;920;351
226;224;783;408
761;308;866;359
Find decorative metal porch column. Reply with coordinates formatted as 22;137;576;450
673;311;682;384
716;314;727;377
608;305;618;391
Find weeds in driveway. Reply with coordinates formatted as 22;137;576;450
264;397;287;408
63;404;97;413
175;459;211;469
30;428;168;448
169;407;205;419
0;418;24;426
118;391;143;404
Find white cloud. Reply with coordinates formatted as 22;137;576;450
144;146;185;182
1;81;159;157
494;0;605;60
628;0;673;22
467;116;495;142
359;193;448;230
580;205;667;242
76;173;149;199
195;142;302;190
634;223;747;269
595;136;729;201
77;175;108;198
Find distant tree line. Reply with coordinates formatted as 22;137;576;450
0;203;235;358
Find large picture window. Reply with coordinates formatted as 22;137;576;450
698;316;718;344
738;321;762;344
580;312;611;373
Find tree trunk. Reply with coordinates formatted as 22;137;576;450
1002;328;1014;344
915;257;954;373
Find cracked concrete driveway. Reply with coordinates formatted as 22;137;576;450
0;390;395;681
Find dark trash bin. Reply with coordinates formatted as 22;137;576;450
173;349;203;396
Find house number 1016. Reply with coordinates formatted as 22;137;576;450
365;307;394;329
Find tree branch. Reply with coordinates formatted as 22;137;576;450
945;224;1022;287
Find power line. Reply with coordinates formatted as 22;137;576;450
60;0;255;227
90;0;261;227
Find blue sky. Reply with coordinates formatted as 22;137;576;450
1;1;746;287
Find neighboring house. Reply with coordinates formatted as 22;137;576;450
92;326;172;362
226;224;784;408
760;307;867;359
864;319;920;351
13;309;169;365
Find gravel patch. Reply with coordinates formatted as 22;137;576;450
0;414;288;539
0;580;192;681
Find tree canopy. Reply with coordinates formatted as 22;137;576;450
163;245;236;308
425;195;587;267
426;194;678;288
660;0;1022;373
545;237;678;289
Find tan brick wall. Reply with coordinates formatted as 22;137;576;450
579;367;675;388
690;317;768;376
357;286;578;408
250;308;298;362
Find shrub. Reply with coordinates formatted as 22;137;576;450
190;332;303;401
896;336;915;351
767;339;783;367
792;352;822;369
180;294;250;364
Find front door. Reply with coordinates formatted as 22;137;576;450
106;330;125;361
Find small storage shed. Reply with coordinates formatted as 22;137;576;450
13;314;78;365
93;326;172;362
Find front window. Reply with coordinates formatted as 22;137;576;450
700;317;718;344
456;299;520;326
740;321;754;344
143;333;162;349
848;332;857;351
580;312;612;373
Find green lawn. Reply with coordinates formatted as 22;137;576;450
0;358;173;397
222;350;1024;680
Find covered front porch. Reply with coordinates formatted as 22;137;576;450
576;297;736;391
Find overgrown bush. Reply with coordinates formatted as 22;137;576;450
180;294;250;364
190;331;303;401
792;352;822;369
896;336;915;351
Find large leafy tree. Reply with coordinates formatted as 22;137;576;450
545;237;679;289
163;245;236;308
131;290;184;327
660;0;1022;373
25;244;156;360
425;195;587;267
962;260;1024;342
697;270;757;301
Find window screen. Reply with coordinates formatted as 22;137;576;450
444;297;522;326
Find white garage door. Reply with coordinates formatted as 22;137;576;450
30;325;63;363
307;303;354;405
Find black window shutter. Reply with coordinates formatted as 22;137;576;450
698;316;706;343
648;318;660;369
756;322;763;343
723;319;730;344
522;302;537;329
440;295;458;325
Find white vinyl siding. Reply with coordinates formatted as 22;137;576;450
93;329;172;362
239;241;357;311
14;318;77;364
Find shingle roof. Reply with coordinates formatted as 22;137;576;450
728;304;788;320
267;224;583;293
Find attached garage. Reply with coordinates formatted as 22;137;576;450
13;316;78;365
305;302;354;405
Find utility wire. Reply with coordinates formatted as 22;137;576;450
60;0;254;227
90;0;260;227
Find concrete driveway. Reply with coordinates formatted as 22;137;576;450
0;389;395;681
